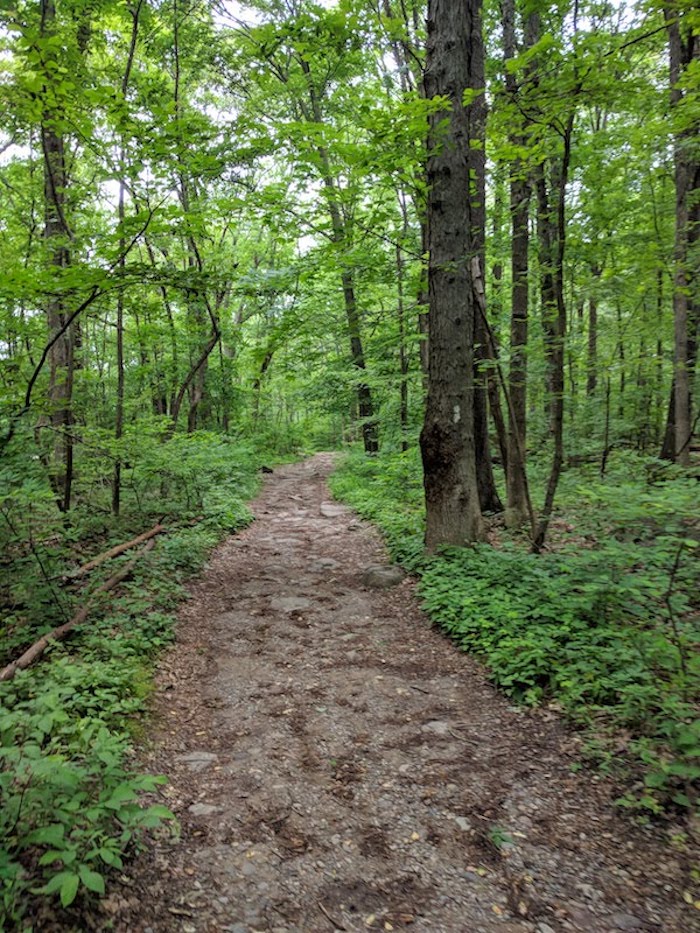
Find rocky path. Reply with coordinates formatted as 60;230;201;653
107;454;694;932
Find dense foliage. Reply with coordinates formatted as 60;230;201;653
0;433;260;925
0;0;698;922
331;448;700;815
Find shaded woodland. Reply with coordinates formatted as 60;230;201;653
0;0;698;923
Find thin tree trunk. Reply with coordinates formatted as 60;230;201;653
41;0;74;513
218;339;231;432
617;302;626;418
661;379;676;460
501;0;534;528
113;241;125;515
586;265;601;398
144;237;179;414
467;0;501;514
112;1;142;516
418;219;430;379
534;114;574;551
506;170;530;527
170;331;220;432
395;232;410;452
474;317;503;513
656;268;665;444
535;166;557;434
484;338;509;472
600;377;612;476
380;0;429;385
299;57;378;454
586;297;598;396
252;347;275;424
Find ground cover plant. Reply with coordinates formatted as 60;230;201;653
330;447;700;818
0;429;261;927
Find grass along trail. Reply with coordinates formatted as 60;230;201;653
102;454;693;932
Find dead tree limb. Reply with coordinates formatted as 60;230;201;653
64;523;164;580
0;539;156;683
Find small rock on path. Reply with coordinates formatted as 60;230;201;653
105;454;695;932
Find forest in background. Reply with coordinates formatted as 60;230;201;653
0;0;698;923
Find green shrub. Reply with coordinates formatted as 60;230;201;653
0;432;260;926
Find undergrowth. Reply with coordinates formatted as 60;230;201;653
330;447;700;818
0;429;261;928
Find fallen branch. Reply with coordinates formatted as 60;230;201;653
0;539;156;683
65;523;165;580
317;902;346;931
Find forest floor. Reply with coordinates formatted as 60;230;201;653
99;454;695;933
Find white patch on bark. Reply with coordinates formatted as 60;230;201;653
453;405;461;424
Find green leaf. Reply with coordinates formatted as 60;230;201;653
60;872;80;907
98;846;119;866
104;783;138;809
26;824;65;846
33;872;71;895
78;866;105;894
38;849;71;867
143;804;176;820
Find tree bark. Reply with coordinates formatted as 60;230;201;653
663;3;698;464
586;262;602;399
396;232;410;452
535;165;558;434
500;0;536;528
41;0;74;513
113;3;142;515
586;293;598;396
469;0;501;515
533;114;574;552
474;316;503;513
420;0;484;551
505;168;530;528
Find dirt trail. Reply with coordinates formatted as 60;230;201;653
107;455;694;933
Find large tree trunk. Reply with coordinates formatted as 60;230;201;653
663;4;698;464
420;0;484;551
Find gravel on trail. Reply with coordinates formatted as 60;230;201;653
99;454;696;933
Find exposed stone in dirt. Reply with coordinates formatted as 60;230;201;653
361;565;406;588
177;752;219;773
103;455;696;932
188;803;221;818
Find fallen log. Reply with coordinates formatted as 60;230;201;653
0;539;156;683
65;523;165;580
